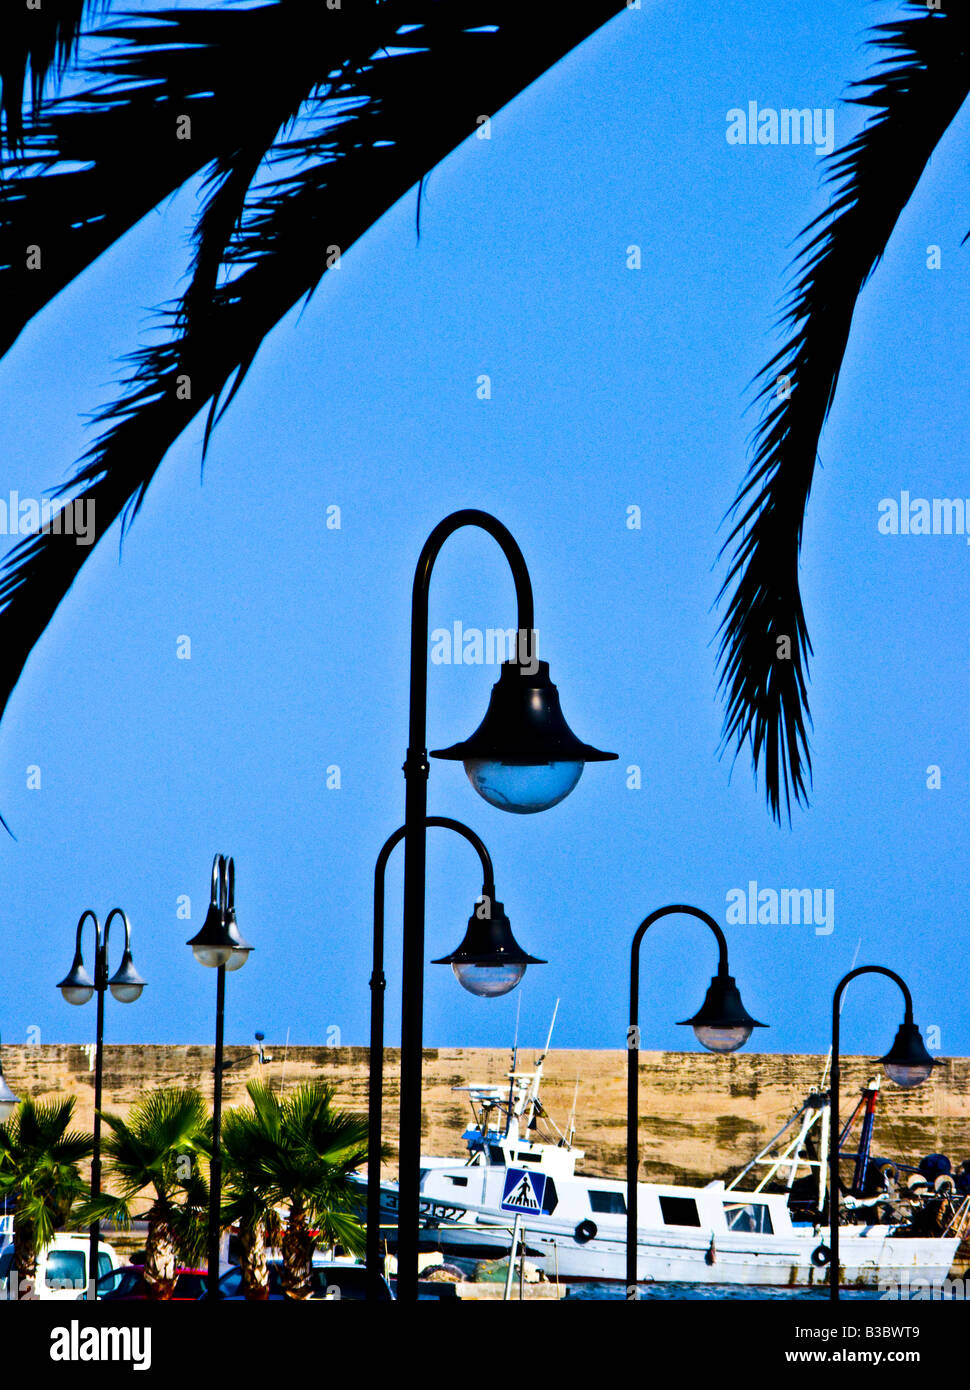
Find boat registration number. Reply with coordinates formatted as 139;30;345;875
383;1192;465;1223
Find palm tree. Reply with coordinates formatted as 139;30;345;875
0;1096;93;1300
220;1105;282;1302
0;0;627;799
222;1080;367;1300
76;1087;209;1300
718;0;970;820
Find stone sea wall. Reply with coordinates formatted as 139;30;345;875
4;1045;968;1185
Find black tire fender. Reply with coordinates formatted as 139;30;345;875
811;1244;831;1268
575;1219;597;1244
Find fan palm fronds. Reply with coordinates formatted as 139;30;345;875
0;1095;93;1297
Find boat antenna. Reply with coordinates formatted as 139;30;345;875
538;998;559;1067
523;999;559;1131
566;1077;580;1149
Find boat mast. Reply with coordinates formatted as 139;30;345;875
523;1000;559;1132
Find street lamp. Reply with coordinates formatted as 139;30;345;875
57;907;145;1295
432;660;615;813
0;1038;19;1125
187;854;252;1302
626;904;766;1296
366;815;543;1299
432;899;542;998
828;966;934;1301
395;509;615;1300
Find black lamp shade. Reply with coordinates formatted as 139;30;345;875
431;660;616;813
677;973;768;1054
432;901;545;968
879;1021;935;1089
57;951;96;1006
187;900;243;968
432;661;616;766
107;948;146;1003
222;905;254;972
432;900;545;998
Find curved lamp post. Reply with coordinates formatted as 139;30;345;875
626;904;766;1295
396;509;615;1300
187;855;252;1302
366;815;542;1299
829;966;934;1301
57;907;146;1295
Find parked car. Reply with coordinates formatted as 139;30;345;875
96;1264;209;1301
206;1259;393;1301
0;1234;119;1301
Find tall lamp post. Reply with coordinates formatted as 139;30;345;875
626;904;766;1296
57;908;146;1296
367;814;543;1299
187;855;253;1302
829;966;934;1301
396;509;615;1300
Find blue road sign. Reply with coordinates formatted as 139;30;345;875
501;1167;547;1214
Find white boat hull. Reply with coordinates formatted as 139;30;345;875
371;1185;959;1287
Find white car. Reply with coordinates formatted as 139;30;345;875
0;1233;119;1301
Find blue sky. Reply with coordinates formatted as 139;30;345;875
0;0;968;1063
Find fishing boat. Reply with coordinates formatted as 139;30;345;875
364;1012;968;1287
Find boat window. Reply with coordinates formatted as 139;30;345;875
589;1189;626;1215
447;1175;468;1187
724;1201;773;1234
516;1152;542;1164
659;1196;701;1227
541;1179;559;1215
488;1145;506;1167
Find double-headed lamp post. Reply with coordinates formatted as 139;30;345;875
57;908;146;1295
367;815;543;1298
187;855;253;1302
626;904;767;1296
395;510;615;1300
829;966;934;1301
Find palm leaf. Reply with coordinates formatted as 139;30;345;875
717;0;970;821
0;0;107;148
0;0;625;768
0;2;360;357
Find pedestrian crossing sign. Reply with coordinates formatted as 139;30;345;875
501;1167;546;1213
